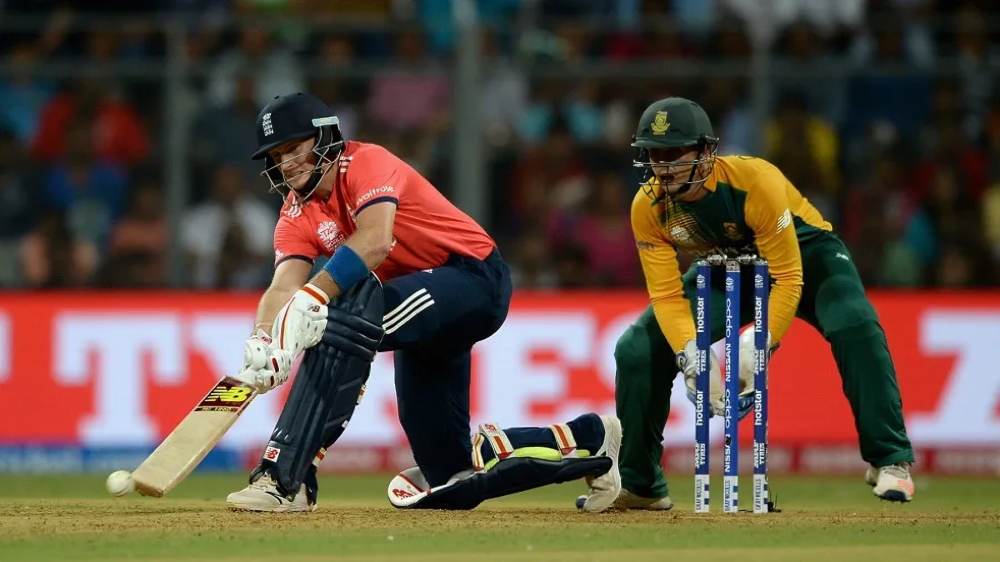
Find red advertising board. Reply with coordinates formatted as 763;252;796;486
0;290;997;474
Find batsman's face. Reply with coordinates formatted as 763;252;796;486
270;137;318;192
648;147;706;202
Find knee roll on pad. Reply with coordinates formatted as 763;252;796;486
257;274;385;496
322;306;383;361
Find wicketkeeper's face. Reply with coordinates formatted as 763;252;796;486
648;147;705;199
269;137;319;193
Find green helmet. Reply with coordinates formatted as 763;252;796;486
631;97;718;149
632;97;720;200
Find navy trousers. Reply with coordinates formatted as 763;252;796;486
380;249;512;486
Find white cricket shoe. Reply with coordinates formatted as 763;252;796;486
612;488;674;511
865;463;914;502
578;415;622;513
226;473;316;512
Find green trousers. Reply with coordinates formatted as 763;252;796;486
614;233;914;499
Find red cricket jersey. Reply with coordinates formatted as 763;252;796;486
272;141;495;281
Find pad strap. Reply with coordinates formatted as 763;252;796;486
472;423;514;471
550;423;579;457
313;447;326;468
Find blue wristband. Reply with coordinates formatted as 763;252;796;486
323;245;369;293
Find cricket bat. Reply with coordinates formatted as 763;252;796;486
132;376;257;497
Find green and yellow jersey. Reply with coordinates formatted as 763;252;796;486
630;155;832;353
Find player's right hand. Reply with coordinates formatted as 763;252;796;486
678;339;725;417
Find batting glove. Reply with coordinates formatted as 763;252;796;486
235;329;294;394
271;283;330;358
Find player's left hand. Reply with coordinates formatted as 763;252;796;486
271;284;330;358
235;347;293;394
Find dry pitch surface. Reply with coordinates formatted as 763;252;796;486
1;473;997;561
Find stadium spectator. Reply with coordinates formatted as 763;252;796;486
569;171;640;287
190;76;263;195
21;211;98;288
31;78;150;167
367;30;450;134
181;164;275;288
764;90;840;222
0;128;39;286
0;43;54;143
207;27;305;108
106;176;168;286
40;122;127;251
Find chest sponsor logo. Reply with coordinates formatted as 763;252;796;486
723;222;741;240
318;220;347;252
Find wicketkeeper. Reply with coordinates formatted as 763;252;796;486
579;97;915;510
227;92;621;512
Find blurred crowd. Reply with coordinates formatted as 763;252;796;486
0;0;997;290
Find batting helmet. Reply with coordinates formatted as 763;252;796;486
252;92;345;204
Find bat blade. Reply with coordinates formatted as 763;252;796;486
132;376;257;497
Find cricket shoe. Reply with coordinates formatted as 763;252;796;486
226;472;317;512
865;463;914;502
577;415;623;513
611;488;674;511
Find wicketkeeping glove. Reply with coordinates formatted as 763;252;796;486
735;327;777;419
678;339;724;417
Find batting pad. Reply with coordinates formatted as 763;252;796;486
387;455;611;510
262;275;384;496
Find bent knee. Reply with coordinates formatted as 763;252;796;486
815;275;879;334
615;324;672;377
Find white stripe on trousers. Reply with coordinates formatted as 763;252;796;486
384;296;435;334
383;288;428;322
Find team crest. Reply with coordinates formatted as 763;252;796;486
723;222;741;240
651;111;670;135
317;220;345;251
262;112;274;136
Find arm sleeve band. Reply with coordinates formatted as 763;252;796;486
322;245;369;294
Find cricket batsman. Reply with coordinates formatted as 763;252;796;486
584;97;915;510
225;92;621;512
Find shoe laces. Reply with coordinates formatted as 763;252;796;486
250;473;278;491
881;463;911;479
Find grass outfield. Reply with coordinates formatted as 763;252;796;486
1;473;997;561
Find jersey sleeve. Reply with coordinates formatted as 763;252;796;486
344;145;404;216
743;159;803;344
631;189;695;354
273;215;320;266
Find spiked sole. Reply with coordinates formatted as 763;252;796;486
875;489;912;502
